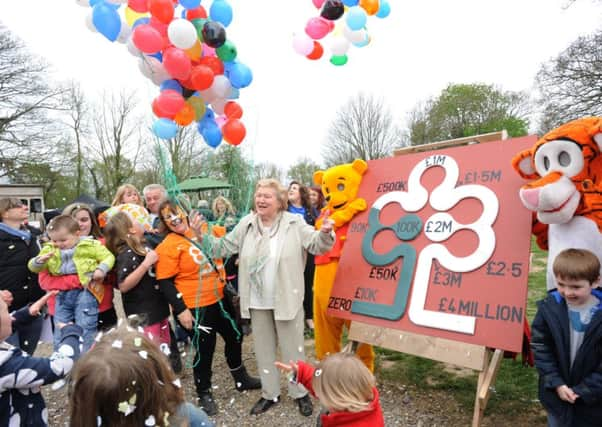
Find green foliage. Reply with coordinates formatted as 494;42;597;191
286;157;322;187
406;83;530;146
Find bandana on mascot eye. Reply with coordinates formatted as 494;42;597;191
160;204;187;228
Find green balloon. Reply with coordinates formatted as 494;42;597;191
191;18;208;41
330;54;348;66
216;40;237;62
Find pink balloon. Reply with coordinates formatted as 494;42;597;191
163;47;192;80
312;0;326;8
293;33;314;56
215;115;227;129
132;25;163;54
202;43;216;57
150;16;169;36
305;17;332;40
128;0;148;13
155;90;185;115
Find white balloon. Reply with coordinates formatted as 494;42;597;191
138;57;170;85
211;98;228;115
84;11;96;33
117;18;131;44
75;0;89;7
127;37;141;57
106;0;128;4
167;19;198;50
292;33;314;56
330;36;350;56
199;87;217;104
211;75;231;99
343;25;367;44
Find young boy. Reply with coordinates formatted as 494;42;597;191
531;248;602;427
28;215;115;352
0;292;82;426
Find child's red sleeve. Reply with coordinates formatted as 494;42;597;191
295;360;317;396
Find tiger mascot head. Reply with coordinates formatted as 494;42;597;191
512;117;602;225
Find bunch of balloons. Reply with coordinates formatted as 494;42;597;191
293;0;391;66
77;0;251;147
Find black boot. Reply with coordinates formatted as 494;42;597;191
198;390;218;416
230;365;261;391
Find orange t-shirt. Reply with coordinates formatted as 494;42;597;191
155;228;225;309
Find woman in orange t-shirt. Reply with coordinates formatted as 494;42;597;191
154;200;260;416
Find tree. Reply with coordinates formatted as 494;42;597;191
89;91;142;200
536;30;602;132
322;93;400;166
0;26;64;178
287;157;321;187
405;83;530;146
61;82;90;196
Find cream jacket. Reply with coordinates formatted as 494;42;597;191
205;211;335;320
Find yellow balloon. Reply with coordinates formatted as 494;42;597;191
187;96;206;121
125;7;148;28
185;41;202;61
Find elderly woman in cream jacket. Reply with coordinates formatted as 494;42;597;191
191;178;335;417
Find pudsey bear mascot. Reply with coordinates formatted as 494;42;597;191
312;159;375;372
512;117;602;291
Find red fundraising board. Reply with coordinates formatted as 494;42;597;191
327;136;537;352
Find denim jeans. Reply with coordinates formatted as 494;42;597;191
177;402;214;427
6;313;44;355
54;288;98;352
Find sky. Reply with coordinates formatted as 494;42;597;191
0;0;601;171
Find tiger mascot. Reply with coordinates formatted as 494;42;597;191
512;116;602;291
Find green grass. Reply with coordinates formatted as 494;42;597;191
375;237;547;418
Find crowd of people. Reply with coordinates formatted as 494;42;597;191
0;179;385;426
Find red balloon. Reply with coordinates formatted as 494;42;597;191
222;119;246;145
155;90;185;115
186;6;208;20
190;65;215;90
163;47;192;80
149;16;169;36
149;0;174;25
306;41;324;60
152;99;174;119
132;25;163;53
198;56;224;75
128;0;148;13
224;101;243;119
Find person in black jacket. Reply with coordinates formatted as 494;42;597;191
531;248;602;427
0;198;45;354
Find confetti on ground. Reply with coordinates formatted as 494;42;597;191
139;350;148;359
144;415;156;426
51;379;66;391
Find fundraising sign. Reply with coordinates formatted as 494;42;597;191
327;136;536;352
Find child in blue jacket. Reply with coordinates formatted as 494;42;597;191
0;291;82;426
532;248;602;427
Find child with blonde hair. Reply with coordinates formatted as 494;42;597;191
112;184;143;207
276;352;384;426
69;328;213;427
104;211;171;346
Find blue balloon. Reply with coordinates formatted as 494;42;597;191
226;62;253;89
376;0;391;18
148;51;163;62
346;6;367;31
201;124;222;148
153;118;178;139
92;3;121;42
90;0;120;9
210;0;233;27
131;17;150;29
342;0;359;5
160;80;183;93
201;108;216;122
228;87;240;99
179;0;201;9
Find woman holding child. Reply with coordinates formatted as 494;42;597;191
191;178;335;416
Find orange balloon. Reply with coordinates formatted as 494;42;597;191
224;101;243;119
360;0;379;15
222;119;246;145
185;40;202;61
174;103;195;126
306;41;324;60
